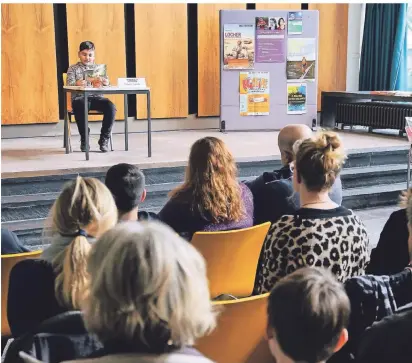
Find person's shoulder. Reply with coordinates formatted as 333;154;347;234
358;308;412;360
11;258;53;281
1;228;28;254
67;62;82;71
388;208;407;222
270;214;295;228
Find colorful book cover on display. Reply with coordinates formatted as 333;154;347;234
288;12;303;34
255;16;286;63
287;83;307;114
239;72;270;116
286;38;316;81
223;24;255;70
84;64;107;81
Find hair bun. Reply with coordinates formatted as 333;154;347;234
317;132;341;152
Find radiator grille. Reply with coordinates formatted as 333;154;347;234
336;102;412;130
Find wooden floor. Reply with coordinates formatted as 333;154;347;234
1;129;408;178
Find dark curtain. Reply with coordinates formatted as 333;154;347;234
359;3;408;91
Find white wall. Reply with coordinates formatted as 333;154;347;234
346;3;365;91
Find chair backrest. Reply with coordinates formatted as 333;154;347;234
1;251;42;336
62;73;73;112
191;222;270;298
196;293;273;363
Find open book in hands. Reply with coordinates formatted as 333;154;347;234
84;64;107;87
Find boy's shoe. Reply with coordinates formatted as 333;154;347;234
80;139;87;152
98;136;110;152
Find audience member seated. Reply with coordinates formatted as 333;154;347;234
254;132;369;294
7;177;117;337
64;221;216;363
3;311;103;363
266;267;350;363
246;124;342;225
159;137;253;240
1;228;29;254
367;189;411;275
105;163;158;222
331;265;412;362
356;301;412;363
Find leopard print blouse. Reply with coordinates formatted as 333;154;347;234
254;207;370;294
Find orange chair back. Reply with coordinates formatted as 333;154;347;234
196;293;274;363
191;222;270;298
62;73;73;112
1;250;42;336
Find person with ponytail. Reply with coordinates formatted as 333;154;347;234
7;176;117;336
254;131;370;294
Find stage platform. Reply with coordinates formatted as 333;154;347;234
1;129;409;178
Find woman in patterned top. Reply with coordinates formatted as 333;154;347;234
254;131;370;294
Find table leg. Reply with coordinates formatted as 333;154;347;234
147;91;152;157
84;93;89;161
124;95;129;151
64;91;69;154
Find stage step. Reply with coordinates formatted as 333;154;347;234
1;164;407;223
1;147;409;249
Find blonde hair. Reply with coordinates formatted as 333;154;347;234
47;176;117;309
169;137;244;223
293;131;346;192
400;188;412;225
84;221;216;351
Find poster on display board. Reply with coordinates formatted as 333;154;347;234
239;71;270;116
223;24;255;70
255;16;286;63
288;12;303;34
286;38;316;81
287;83;307;114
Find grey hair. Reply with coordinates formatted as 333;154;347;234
83;221;217;349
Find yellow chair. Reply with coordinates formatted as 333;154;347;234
62;73;113;152
1;250;42;337
196;293;274;363
191;222;271;299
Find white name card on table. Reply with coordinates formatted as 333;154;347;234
118;78;147;88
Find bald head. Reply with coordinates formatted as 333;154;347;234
278;124;313;165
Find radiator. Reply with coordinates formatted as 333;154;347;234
336;102;412;130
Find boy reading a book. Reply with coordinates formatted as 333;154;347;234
66;41;116;152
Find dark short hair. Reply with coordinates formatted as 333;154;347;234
268;267;350;363
105;164;145;214
79;41;95;52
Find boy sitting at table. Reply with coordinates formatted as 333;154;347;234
66;41;116;152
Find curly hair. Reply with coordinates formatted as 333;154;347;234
169;137;244;223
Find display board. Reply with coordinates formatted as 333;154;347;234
220;10;319;131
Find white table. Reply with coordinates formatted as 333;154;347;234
63;86;151;160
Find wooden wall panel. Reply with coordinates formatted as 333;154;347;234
1;4;59;125
66;4;126;120
135;4;188;119
256;4;302;10
198;3;246;117
309;4;348;111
